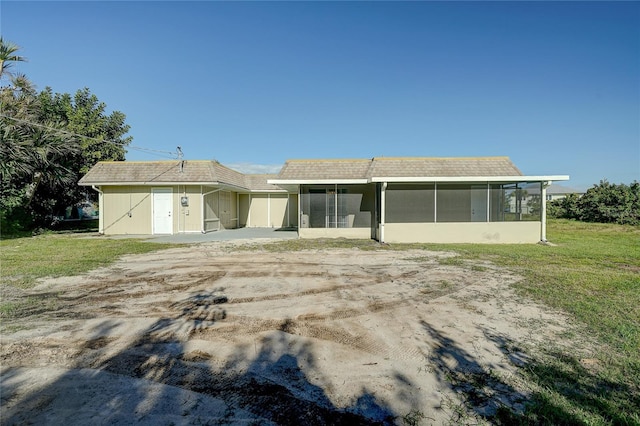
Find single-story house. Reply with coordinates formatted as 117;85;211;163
78;160;297;235
545;184;585;201
79;156;569;243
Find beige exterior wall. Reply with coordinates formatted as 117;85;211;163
384;222;541;244
101;186;153;234
299;227;371;239
248;194;269;227
238;194;250;227
177;185;204;233
218;191;238;229
246;193;297;228
100;186;294;234
101;185;208;235
269;194;288;228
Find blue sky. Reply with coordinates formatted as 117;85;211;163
2;1;639;189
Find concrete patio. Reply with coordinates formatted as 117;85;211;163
142;227;298;244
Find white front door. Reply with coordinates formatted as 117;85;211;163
153;188;173;234
471;185;488;222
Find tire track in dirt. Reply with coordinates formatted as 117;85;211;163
190;299;425;362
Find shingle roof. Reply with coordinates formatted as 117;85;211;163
243;174;286;191
367;157;522;178
274;157;522;180
79;161;246;189
80;157;526;190
277;159;373;180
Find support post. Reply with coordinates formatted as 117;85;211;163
541;181;550;242
380;182;387;243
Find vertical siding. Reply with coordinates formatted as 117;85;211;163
249;195;269;227
238;194;250;227
178;186;204;233
269;194;288;228
102;186;153;235
230;191;238;229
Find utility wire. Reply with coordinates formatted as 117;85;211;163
0;113;179;159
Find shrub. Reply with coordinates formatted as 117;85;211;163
549;181;640;225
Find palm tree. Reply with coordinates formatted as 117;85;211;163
0;37;27;80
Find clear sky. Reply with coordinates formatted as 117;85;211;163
2;1;639;189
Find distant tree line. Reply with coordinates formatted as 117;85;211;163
548;180;640;226
1;37;132;234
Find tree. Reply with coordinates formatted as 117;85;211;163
36;87;132;209
1;41;132;233
0;37;27;81
1;75;79;232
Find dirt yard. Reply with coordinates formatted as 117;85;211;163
1;241;575;425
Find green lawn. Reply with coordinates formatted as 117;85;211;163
0;234;175;289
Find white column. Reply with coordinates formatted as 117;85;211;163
486;182;490;222
380;182;387;243
541;181;549;242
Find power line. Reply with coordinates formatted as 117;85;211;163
0;113;179;159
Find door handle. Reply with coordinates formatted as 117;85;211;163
168;212;171;217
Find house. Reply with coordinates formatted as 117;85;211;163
78;160;297;235
545;184;585;201
79;156;569;243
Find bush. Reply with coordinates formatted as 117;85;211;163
549;180;640;225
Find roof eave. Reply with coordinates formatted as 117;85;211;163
80;181;224;187
370;175;570;183
267;179;369;185
250;189;290;193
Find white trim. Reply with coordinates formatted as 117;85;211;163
486;182;490;222
434;182;438;222
380;182;387;243
152;187;173;235
541;181;550;242
370;175;570;183
268;179;369;185
247;194;252;227
81;181;220;186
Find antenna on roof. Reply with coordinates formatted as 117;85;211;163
177;146;184;173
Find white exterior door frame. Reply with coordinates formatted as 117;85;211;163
152;188;173;234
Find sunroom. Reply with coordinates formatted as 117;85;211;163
269;157;569;244
379;179;552;243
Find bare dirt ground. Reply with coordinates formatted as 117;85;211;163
1;241;576;425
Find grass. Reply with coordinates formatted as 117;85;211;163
0;233;176;289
